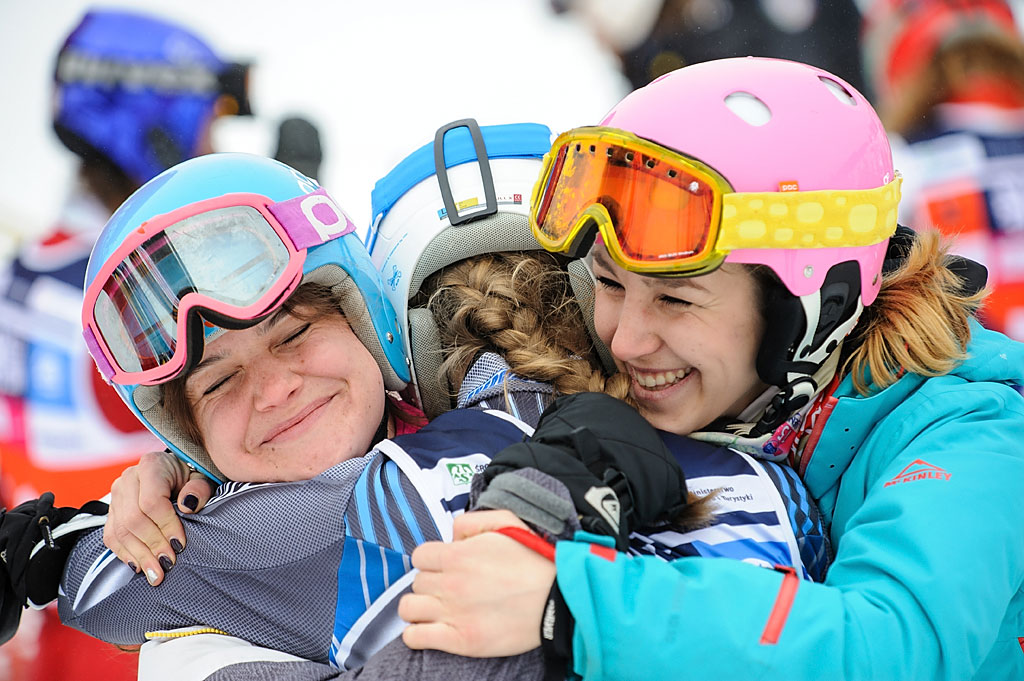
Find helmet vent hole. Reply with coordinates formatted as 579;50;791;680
724;92;771;127
819;77;856;106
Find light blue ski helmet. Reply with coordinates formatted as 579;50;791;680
84;153;409;481
53;9;252;185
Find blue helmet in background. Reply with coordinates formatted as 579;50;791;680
53;8;252;186
84;153;409;481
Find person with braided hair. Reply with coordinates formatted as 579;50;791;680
40;122;828;681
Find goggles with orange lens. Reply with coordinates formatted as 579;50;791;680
530;127;901;276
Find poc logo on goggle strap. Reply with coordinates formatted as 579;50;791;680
299;194;351;240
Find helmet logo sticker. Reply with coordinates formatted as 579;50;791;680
437;197;480;220
56;50;219;94
299;194;345;240
387;265;402;291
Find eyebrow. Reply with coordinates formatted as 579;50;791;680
591;248;711;293
189;307;294;377
256;306;293;337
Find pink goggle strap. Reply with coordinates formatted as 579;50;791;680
268;187;357;250
84;326;116;382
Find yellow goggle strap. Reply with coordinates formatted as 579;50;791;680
718;177;902;251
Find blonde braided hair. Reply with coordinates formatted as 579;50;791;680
423;251;631;403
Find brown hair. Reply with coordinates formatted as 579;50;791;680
423;250;715;530
843;229;985;394
881;34;1024;136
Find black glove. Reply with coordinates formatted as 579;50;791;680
0;492;108;644
479;392;689;551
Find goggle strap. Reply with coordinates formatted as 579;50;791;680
267;187;357;251
434;119;497;226
717;178;901;252
83;327;115;381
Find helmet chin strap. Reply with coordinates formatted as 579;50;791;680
748;349;844;437
691;349;843;461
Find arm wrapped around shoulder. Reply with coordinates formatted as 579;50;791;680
474;392;688;551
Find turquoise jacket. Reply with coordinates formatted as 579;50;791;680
557;321;1024;680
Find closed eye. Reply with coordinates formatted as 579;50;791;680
595;275;623;291
281;323;311;346
203;372;235;396
659;293;692;307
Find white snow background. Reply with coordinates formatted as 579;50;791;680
0;0;628;249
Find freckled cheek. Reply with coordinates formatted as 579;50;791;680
593;303;618;347
205;401;249;454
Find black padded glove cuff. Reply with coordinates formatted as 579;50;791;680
540;578;575;681
0;493;108;644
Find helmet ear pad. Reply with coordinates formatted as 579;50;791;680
754;260;862;389
407;306;450;419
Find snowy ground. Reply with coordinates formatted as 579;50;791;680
0;0;628;246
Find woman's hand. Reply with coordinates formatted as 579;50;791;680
399;510;557;657
103;451;215;585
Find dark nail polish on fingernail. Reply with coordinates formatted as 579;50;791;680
183;494;199;511
128;561;137;573
159;555;174;572
171;538;184;554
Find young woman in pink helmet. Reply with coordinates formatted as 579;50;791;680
400;57;1024;681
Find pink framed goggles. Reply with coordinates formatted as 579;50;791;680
83;188;356;386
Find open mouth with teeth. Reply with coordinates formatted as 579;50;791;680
628;367;693;391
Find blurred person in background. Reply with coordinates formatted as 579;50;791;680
551;0;866;91
0;8;252;680
863;0;1024;340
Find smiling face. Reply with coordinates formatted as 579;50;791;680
591;247;768;436
182;305;386;482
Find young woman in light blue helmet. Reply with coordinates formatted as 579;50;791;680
58;151;546;672
80;152;409;483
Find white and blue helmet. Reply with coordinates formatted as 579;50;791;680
367;119;612;417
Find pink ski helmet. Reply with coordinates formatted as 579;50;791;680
537;57;900;429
